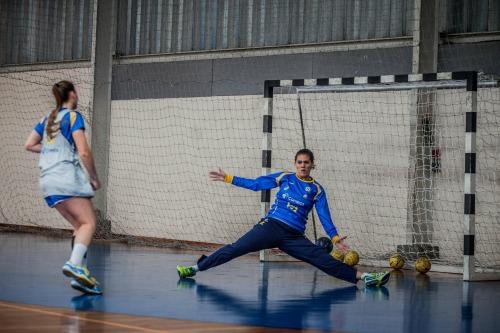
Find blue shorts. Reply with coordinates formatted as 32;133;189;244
44;195;75;208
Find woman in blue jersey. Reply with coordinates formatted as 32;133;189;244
177;149;390;287
24;81;102;295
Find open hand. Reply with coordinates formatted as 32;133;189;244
335;236;349;253
209;167;227;182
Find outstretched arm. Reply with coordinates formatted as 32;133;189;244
209;168;282;191
314;189;349;253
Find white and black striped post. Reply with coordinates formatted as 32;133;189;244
260;80;279;261
260;72;499;275
454;71;478;281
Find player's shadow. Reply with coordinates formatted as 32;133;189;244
179;273;389;331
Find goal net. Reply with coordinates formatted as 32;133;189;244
1;68;499;279
271;75;500;278
0;67;263;250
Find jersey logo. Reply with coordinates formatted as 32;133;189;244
287;202;298;213
305;186;311;192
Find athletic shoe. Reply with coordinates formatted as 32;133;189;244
362;271;390;287
62;261;96;288
70;279;103;295
177;265;196;279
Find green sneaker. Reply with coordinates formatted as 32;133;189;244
177;265;196;279
362;271;390;287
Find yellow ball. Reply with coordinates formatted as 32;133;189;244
389;254;405;270
415;257;431;274
344;250;359;266
331;249;345;261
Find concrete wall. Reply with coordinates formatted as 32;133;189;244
112;46;414;99
438;41;500;75
2;66;496;268
104;86;500;268
107;96;263;243
107;90;414;252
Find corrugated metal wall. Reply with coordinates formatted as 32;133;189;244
439;0;500;33
0;0;94;65
115;0;416;56
1;0;499;65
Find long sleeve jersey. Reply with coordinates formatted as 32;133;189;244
226;172;339;242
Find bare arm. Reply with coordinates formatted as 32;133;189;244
24;130;42;153
72;129;100;190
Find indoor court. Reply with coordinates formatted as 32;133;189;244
1;1;500;332
1;232;499;332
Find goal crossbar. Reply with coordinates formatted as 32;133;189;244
260;71;500;281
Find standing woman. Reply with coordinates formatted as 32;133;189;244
25;81;102;295
177;149;390;287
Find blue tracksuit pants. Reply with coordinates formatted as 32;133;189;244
197;218;358;284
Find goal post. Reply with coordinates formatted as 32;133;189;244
261;72;500;281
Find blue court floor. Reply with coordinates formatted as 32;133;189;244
0;232;499;332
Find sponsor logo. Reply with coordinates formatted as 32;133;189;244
287;202;298;213
41;147;59;153
281;193;305;206
288;196;305;206
305;186;311;192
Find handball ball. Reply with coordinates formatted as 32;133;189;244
316;237;333;253
344;250;359;266
331;249;345;261
415;257;431;274
389;254;405;270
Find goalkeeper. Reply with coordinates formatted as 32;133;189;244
177;149;389;287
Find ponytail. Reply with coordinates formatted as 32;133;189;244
46;80;74;139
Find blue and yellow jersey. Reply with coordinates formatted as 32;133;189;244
226;172;340;242
33;107;85;146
